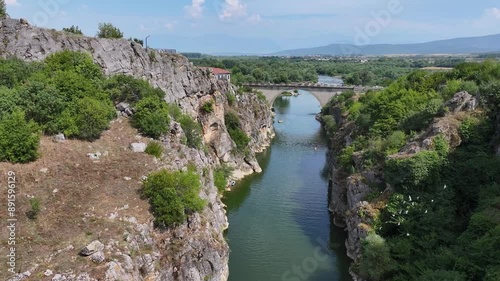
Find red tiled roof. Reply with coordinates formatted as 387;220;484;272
211;67;231;75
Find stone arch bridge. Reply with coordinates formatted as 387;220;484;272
242;83;355;106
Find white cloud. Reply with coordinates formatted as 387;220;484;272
468;7;500;29
219;0;247;21
247;14;261;24
185;0;206;18
5;0;20;6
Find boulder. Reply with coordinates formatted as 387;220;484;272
89;251;105;264
80;240;104;256
129;143;147;153
52;133;66;143
116;102;130;111
444;91;477;113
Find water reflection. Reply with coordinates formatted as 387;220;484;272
224;91;351;281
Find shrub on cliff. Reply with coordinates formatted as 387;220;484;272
0;0;6;19
214;165;233;193
178;114;203;149
132;97;170;139
43;51;103;81
97;23;123;39
103;74;165;104
0;110;40;163
62;25;83;35
142;169;205;228
225;111;250;152
74;97;115;141
357;233;395;281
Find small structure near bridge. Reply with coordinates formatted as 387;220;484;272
211;68;231;82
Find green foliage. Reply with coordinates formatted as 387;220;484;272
178;114;203;149
74;97;115;141
26;198;41;220
142;169;205;228
225;111;250;152
17;81;67;134
145;141;164;158
132;97;171;139
201;100;214;113
43;50;103;81
103;74;165;104
96;23;123;39
339;145;355;171
358;233;395;280
0;87;21;118
214;165;233;193
0;110;40;163
322;115;337;134
0;58;41;88
131;37;143;46
0;0;6;19
385;150;443;190
226;91;236;106
62;25;83;35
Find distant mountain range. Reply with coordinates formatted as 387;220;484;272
272;33;500;56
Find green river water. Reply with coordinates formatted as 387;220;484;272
223;92;352;281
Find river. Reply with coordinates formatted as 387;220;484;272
223;92;352;281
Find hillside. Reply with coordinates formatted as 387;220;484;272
274;33;500;56
319;62;500;281
0;18;275;281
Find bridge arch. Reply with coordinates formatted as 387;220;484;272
243;84;354;108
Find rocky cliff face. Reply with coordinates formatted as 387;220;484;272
322;92;478;281
1;18;274;281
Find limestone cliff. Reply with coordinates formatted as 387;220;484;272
322;91;479;281
1;18;274;281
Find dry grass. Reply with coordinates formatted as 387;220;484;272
0;118;161;280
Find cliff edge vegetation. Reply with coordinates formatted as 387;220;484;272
320;61;500;281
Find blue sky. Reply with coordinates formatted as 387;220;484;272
5;0;500;54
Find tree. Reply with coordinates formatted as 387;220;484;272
74;97;115;140
0;0;7;19
62;25;83;35
132;97;170;139
96;23;123;39
0;109;40;163
142;169;205;228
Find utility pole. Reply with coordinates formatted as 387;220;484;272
145;35;151;51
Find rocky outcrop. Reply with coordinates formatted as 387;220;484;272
322;91;478;281
2;18;274;281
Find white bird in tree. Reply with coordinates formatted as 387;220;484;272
409;195;412;201
444;184;447;190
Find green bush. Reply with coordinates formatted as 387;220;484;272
26;198;41;220
226;92;236;106
18;81;67;134
0;58;40;88
96;23;123;39
214;165;233;193
225;111;250;152
383;130;407;155
0;87;21;119
322;115;337;134
0;110;40;163
43;51;103;81
384;150;443;190
62;25;83;35
74;97;115;140
201;100;214;113
142;169;205;228
133;97;171;139
178;114;203;149
145;141;164;158
358;233;395;280
103;74;165;104
339;145;355;171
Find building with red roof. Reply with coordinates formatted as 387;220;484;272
210;68;231;82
